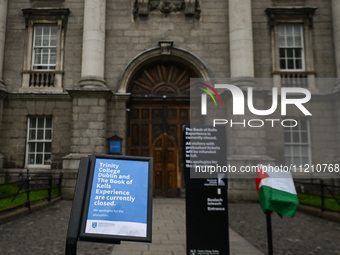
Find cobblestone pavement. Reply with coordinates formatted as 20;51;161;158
0;201;113;255
228;203;340;255
0;199;339;255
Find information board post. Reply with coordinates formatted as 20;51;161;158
183;125;229;255
65;157;106;255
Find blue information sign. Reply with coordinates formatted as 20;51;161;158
79;154;153;243
85;158;149;237
109;141;121;153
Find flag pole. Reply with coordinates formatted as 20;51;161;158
266;209;274;255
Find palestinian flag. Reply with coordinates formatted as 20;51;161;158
256;165;299;217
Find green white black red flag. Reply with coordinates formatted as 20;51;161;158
256;165;299;217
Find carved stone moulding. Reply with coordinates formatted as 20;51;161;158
137;0;149;15
133;0;201;19
265;6;318;27
272;0;306;7
159;40;174;55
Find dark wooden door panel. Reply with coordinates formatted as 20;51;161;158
127;104;191;197
126;61;198;197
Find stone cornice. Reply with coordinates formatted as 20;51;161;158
22;7;71;28
112;93;131;102
66;88;113;100
6;92;70;101
265;6;318;27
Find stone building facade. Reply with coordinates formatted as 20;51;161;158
0;0;339;200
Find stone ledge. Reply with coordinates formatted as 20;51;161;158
297;204;340;223
0;197;61;224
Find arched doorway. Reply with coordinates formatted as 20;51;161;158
126;61;198;197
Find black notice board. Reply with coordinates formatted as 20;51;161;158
65;154;153;255
183;125;229;255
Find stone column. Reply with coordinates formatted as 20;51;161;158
332;0;340;78
228;1;275;201
79;0;106;88
63;0;108;199
229;0;254;80
0;0;8;90
332;0;340;91
332;0;340;163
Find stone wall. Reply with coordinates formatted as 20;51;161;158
69;94;108;154
307;0;336;78
105;0;230;91
308;98;338;165
0;95;72;169
2;0;337;92
107;95;129;154
252;0;272;78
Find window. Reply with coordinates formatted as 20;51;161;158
32;25;58;70
26;116;53;167
266;7;319;92
21;8;70;92
278;24;304;71
284;119;311;166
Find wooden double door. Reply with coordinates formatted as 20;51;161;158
126;61;199;197
127;103;190;197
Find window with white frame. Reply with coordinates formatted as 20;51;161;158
284;119;311;166
266;7;319;91
21;8;70;92
26;116;53;166
278;24;305;71
32;25;58;70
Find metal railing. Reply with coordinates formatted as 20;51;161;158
0;170;63;213
295;180;340;212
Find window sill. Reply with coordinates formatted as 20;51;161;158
19;87;63;93
26;165;51;170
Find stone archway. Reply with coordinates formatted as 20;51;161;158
126;61;199;197
118;45;211;197
116;46;211;94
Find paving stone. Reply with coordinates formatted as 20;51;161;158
0;199;338;255
228;203;340;255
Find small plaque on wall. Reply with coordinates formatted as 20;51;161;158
108;135;123;155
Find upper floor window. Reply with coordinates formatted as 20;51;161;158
32;25;58;70
265;7;319;92
21;8;70;92
278;24;304;71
